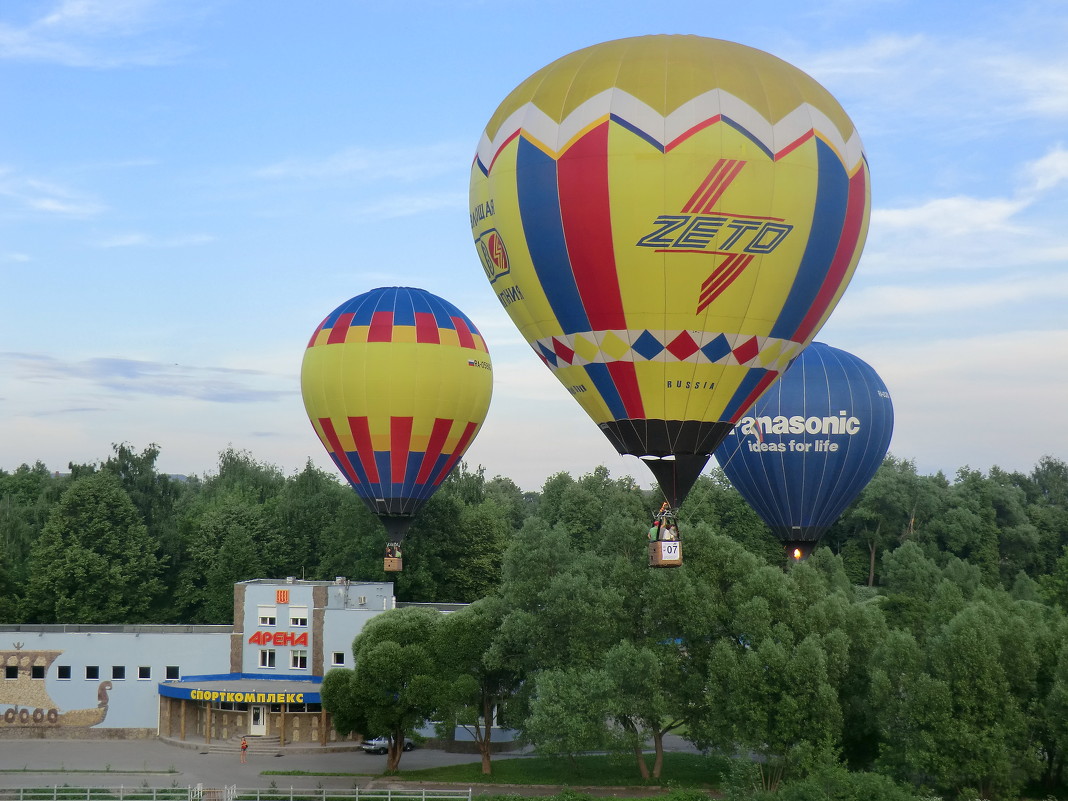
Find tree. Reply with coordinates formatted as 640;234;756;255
699;611;843;791
23;471;163;623
173;497;283;623
514;519;709;778
322;606;441;772
1045;636;1068;789
833;456;928;586
918;468;1001;583
925;602;1034;798
878;542;945;635
871;600;1041;799
432;596;522;774
99;443;188;619
681;469;782;564
0;462;66;590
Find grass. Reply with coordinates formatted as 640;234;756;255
260;770;377;777
266;752;728;789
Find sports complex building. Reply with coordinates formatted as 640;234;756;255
0;578;458;744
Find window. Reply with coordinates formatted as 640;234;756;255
332;652;345;666
138;666;151;680
112;666;126;680
258;605;277;626
31;665;45;679
57;665;71;680
165;665;180;680
289;606;308;627
85;666;99;680
259;650;276;669
291;649;308;670
4;666;16;680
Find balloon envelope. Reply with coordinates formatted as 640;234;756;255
300;287;493;540
470;35;870;506
713;342;893;549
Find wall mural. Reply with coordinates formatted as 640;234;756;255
2;643;110;727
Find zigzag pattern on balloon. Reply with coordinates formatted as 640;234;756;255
474;88;867;175
531;329;800;372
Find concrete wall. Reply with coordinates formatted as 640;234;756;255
1;627;230;734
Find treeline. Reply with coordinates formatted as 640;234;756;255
0;443;533;623
324;463;1068;801
1;444;1067;624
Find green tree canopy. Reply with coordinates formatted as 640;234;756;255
23;471;163;623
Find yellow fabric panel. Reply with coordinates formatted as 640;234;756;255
300;338;492;452
484;36;857;143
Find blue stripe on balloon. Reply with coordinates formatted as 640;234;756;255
516;137;591;334
390;288;416;326
721;367;774;420
769;139;849;340
610;114;665;152
583;363;628;420
349;290;383;326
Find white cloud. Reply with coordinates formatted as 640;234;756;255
874;195;1026;237
93;232;215;248
0;168;104;217
351;190;467;221
0;352;293;407
1024;146;1068;193
797;28;1068;160
0;0;189;66
986;54;1068;118
833;272;1068;322
255;142;469;184
37;0;155;33
860;145;1068;276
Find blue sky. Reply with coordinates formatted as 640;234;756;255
1;0;1066;491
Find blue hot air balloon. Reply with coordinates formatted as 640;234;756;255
713;342;893;560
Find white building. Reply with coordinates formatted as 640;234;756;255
0;577;425;744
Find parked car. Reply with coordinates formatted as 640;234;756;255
360;736;415;754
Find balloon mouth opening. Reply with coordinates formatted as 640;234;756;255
639;454;676;461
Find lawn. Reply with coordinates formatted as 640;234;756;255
267;752;728;789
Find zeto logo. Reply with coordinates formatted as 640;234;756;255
475;229;510;284
635;159;794;312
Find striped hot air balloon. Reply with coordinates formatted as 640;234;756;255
301;287;493;570
470;35;869;513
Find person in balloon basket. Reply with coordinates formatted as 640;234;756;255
647;520;679;542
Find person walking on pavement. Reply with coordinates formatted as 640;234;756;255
240;736;248;763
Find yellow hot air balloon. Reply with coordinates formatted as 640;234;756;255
470;35;869;513
300;287;493;571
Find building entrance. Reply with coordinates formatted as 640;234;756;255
249;705;267;736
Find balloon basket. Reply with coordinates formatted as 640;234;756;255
383;557;403;572
648;540;683;568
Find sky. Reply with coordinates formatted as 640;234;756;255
1;0;1067;492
